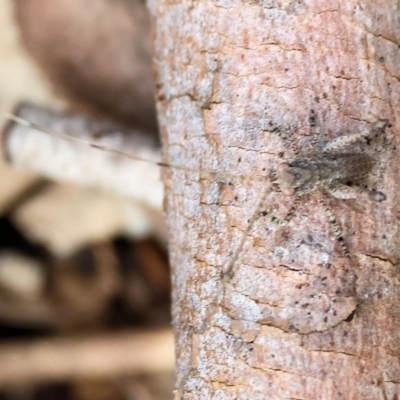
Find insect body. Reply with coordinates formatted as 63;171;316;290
276;154;384;201
275;119;388;200
226;118;389;277
4;106;389;278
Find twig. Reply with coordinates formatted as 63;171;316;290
0;328;174;386
3;103;163;209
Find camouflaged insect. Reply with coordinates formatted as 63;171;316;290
275;119;388;201
226;118;389;277
6;109;389;277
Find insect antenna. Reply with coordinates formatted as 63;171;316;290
5;112;268;185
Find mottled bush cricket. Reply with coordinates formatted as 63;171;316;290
225;115;389;279
4;105;389;280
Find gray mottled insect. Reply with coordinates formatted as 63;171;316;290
6;107;389;278
225;116;389;277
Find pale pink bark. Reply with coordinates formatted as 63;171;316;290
150;1;400;399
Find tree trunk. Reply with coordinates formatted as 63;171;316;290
149;1;400;398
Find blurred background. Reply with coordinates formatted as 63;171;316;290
0;1;175;399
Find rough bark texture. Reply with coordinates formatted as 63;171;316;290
150;1;400;399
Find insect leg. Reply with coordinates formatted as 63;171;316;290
323;119;389;153
302;109;321;155
225;184;272;280
309;109;321;137
326;183;386;202
320;198;351;259
259;195;301;226
271;123;299;155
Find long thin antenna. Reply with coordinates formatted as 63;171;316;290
6;112;269;184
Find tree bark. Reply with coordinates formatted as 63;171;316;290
149;1;400;398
